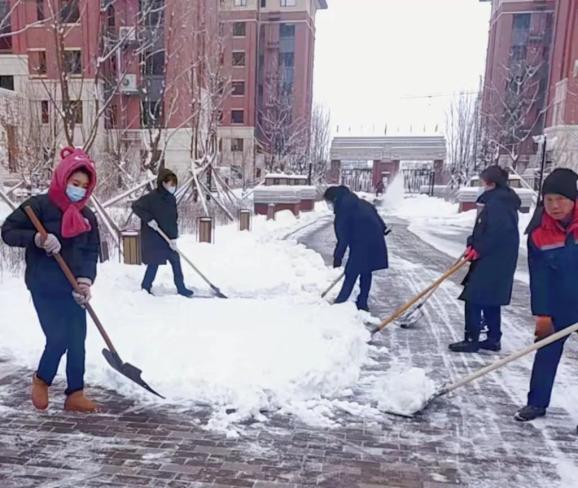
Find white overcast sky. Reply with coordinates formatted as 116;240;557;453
313;0;492;136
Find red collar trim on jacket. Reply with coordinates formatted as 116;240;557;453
532;202;578;250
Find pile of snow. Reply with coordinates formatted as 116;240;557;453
0;206;373;435
372;367;437;417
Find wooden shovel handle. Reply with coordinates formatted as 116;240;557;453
372;259;468;335
24;206;118;355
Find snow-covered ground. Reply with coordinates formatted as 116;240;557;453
0;205;396;436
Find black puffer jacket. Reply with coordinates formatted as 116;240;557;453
1;195;100;296
132;169;179;265
333;187;389;275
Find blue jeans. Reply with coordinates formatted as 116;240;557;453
32;293;87;395
335;272;373;309
142;252;185;291
465;302;501;343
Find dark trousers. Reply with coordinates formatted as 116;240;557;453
465;302;502;343
527;324;570;409
31;292;87;395
335;271;373;309
142;252;185;291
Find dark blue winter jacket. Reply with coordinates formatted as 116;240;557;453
333;188;388;275
527;204;578;329
459;186;521;306
132;169;179;266
1;194;100;296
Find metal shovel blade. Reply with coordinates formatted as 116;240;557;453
211;286;228;299
102;348;165;399
398;305;425;329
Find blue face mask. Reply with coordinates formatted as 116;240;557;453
66;184;87;202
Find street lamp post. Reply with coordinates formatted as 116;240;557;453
536;135;547;204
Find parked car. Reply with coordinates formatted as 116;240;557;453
457;174;535;213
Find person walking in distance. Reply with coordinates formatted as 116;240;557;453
132;168;194;298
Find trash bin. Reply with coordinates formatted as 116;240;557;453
121;229;142;265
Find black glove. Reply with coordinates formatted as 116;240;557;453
333;257;342;268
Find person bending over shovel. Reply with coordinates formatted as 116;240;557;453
515;169;578;423
450;166;520;353
1;148;100;413
132;168;193;298
323;185;389;312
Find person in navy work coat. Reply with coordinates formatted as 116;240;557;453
323;186;389;311
450;166;521;353
515;168;578;423
132;168;193;297
1;147;100;413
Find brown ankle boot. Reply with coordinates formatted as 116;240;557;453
31;374;49;410
64;391;99;413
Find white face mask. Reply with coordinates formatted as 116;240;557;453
163;182;177;194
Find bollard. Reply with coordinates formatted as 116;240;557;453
121;230;142;265
239;209;251;231
266;203;276;221
198;217;214;243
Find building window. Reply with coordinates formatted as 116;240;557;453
41;101;49;124
234;0;248;6
232;81;245;95
233;22;246;37
511;45;527;62
512;13;530;46
64;100;83;124
64;50;82;75
217;110;224;123
104;104;117;129
37;0;45;21
144;50;165;76
142;0;165;27
281;0;296;6
141;100;163;127
0;75;14;91
231;110;245;124
280;23;295;38
279;52;294;67
60;0;80;24
231;138;244;152
106;5;115;28
29;50;47;76
261;0;266;6
232;51;246;67
0;0;12;51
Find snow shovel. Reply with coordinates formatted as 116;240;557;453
321;272;345;299
154;226;228;299
370;258;468;337
24;206;165;399
400;321;578;417
397;256;465;329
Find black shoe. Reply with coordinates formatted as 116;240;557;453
449;340;480;353
141;285;153;295
514;405;546;422
177;287;194;298
479;340;501;352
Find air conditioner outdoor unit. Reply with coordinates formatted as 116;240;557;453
120;74;139;94
119;26;137;44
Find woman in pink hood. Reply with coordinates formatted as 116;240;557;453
2;147;101;413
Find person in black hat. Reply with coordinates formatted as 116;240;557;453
515;168;578;422
449;165;521;353
323;185;389;311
